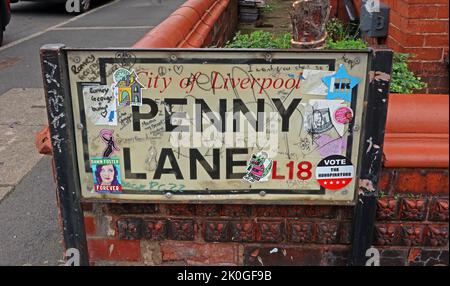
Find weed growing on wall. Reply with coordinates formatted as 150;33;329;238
225;31;291;49
390;53;427;94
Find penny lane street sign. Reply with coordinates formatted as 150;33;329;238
43;48;375;204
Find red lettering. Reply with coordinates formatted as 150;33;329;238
272;161;285;180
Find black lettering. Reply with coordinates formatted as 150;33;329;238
233;99;265;132
132;98;158;131
272;98;302;132
195;99;226;132
165;98;188;132
226;148;248;179
123;148;147;179
190;149;220;179
153;148;184;179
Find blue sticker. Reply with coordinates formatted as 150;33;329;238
322;64;360;102
108;110;115;123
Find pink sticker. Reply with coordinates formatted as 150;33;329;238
334;107;353;124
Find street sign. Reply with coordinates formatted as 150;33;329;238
41;46;393;265
51;48;374;203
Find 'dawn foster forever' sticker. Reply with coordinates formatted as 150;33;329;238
315;155;354;190
91;157;122;194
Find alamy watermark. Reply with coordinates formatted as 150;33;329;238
64;248;80;266
365;247;380;266
65;0;82;13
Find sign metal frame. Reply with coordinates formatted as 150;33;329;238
41;45;392;265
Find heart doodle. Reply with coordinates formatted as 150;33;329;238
101;110;108;118
174;65;183;75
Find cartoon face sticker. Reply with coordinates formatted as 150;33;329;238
243;151;273;183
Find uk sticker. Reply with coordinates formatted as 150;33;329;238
315;155;354;190
91;157;122;194
322;64;360;102
243;151;273;183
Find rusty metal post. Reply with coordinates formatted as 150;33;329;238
290;0;331;49
349;49;393;266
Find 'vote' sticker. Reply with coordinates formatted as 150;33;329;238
315;155;354;190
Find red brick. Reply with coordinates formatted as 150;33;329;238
394;170;426;194
389;10;406;29
389;25;425;47
408;5;438;19
408;247;422;262
392;0;410;17
379;170;392;192
87;239;140;262
84;215;96;236
424;171;449;195
160;241;239;265
437;6;449;19
421;62;448;74
387;36;405;52
407;20;448;33
81;203;93;212
407;61;423;74
424;34;449;47
404;0;449;4
255;205;286;217
166;204;195;216
406;47;444;61
255;220;285;242
393;170;449;195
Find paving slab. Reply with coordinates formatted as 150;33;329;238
0;88;48;126
0;187;13;203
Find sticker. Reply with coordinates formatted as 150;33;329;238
91;157;122;193
299;69;334;95
83;85;117;126
243;151;273;183
322;64;360;102
334;107;354;124
316;135;347;158
303;100;348;137
99;129;120;157
315;155;354;190
112;68;145;107
307;108;333;134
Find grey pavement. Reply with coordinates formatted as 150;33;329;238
0;0;185;265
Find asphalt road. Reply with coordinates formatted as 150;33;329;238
0;0;185;266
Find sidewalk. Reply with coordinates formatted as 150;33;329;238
0;0;185;265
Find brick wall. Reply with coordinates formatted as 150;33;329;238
81;167;448;266
354;0;449;94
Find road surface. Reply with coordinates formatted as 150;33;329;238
0;0;185;266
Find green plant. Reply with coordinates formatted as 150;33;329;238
325;18;368;49
325;38;368;49
326;18;348;42
225;31;291;49
390;53;427;94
